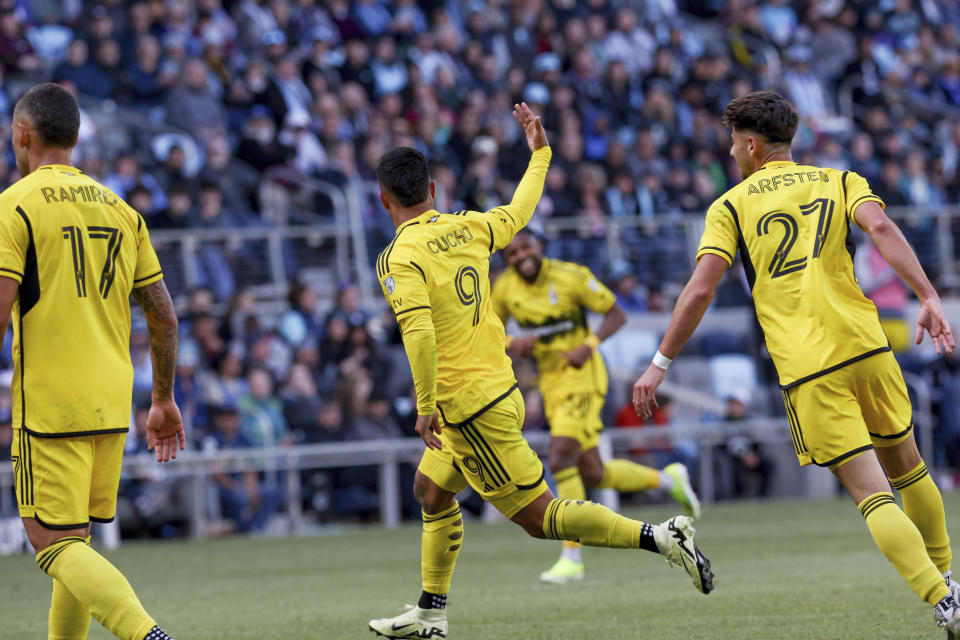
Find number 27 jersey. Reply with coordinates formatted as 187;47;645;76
697;161;889;388
0;164;163;436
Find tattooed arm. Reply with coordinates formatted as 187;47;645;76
132;279;185;462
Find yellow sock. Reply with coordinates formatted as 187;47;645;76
421;502;463;594
36;537;156;640
542;498;658;551
595;459;660;491
858;492;949;606
890;462;952;574
553;467;586;551
49;537;92;640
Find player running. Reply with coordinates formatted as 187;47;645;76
2;83;182;640
366;103;715;639
633;90;960;636
491;231;700;584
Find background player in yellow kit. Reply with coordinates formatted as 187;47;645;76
1;84;181;640
492;232;700;584
367;103;715;640
633;90;960;635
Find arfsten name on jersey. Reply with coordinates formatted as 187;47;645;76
426;224;474;254
746;170;830;196
40;184;119;205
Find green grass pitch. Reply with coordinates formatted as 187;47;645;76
3;494;960;639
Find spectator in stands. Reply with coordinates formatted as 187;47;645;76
280;362;322;441
239;366;292;448
278;280;321;349
237;104;292;172
53;39;113;100
720;389;773;499
208;402;285;534
201;347;249;410
0;8;43;75
164;57;227;141
610;261;648;313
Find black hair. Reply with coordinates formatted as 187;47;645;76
14;83;81;149
722;90;798;144
376;147;430;207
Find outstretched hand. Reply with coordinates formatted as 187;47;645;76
513;102;549;152
916;296;956;355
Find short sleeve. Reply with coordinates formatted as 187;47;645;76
576;266;616;314
380;259;431;327
0;209;28;283
133;215;164;288
843;171;885;228
696;200;738;267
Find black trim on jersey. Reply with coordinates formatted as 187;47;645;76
486;221;494;253
377;222;419;278
812;444;874;469
0;267;23;279
133;270;163;285
841;171;849;202
15;207;40;315
869;422;914;441
22;425;130;438
395;305;430;317
89;515;116;524
699;246;733;261
779;346;892;390
33;514;90;531
849;194;878;213
515;465;546;490
409;261;426;281
722;200;755;289
436;382;519;428
490;206;517;228
137;214;144;232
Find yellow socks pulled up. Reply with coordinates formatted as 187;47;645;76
553;467;586;553
542;498;658;552
858;492;949;606
595;459;661;492
36;537;156;640
421;502;463;595
49;537;92;640
889;462;952;575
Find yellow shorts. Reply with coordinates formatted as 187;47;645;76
11;429;126;529
419;388;547;518
544;389;605;450
782;351;912;470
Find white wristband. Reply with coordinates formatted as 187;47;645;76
652;350;673;371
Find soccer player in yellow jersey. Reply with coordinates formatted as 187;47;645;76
367;103;715;640
491;232;700;584
1;84;182;640
633;90;960;635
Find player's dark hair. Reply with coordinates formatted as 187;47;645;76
377;147;430;207
722;90;798;144
14;83;80;149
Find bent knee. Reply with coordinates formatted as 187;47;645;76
580;468;604;488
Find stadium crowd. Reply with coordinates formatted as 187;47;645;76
1;0;960;534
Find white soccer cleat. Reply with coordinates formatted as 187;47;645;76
653;515;716;594
934;594;960;639
663;462;702;520
369;605;448;639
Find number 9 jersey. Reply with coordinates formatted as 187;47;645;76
0;164;163;436
696;161;889;389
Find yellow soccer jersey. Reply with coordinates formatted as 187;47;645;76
0;164;163;436
697;161;889;388
491;259;615;395
378;147;552;425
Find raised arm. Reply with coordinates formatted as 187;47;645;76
131;279;185;462
486;103;552;251
854;201;956;354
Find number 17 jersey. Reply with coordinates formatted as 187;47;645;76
0;164;164;436
697;161;889;388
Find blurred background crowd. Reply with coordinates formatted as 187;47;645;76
0;0;959;537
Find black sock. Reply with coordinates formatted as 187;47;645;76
418;591;447;610
144;626;173;640
639;522;659;553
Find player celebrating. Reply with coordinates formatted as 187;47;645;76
2;84;182;640
367;103;715;639
491;231;700;584
633;90;960;635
